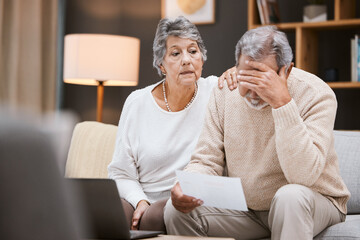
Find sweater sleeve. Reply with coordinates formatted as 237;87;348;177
184;87;226;176
205;75;219;88
272;88;337;187
108;93;149;208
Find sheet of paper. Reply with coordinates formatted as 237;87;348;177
176;170;248;211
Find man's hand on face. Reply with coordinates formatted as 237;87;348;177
171;182;203;213
237;60;292;109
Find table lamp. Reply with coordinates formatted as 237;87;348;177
63;34;140;122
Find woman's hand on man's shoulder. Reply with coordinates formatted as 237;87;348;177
218;66;238;91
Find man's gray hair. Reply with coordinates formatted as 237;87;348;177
235;26;293;71
153;16;207;76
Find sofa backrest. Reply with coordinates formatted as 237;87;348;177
65;121;117;179
334;130;360;214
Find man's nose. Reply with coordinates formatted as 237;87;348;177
250;91;258;98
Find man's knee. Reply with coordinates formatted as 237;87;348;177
271;184;313;210
164;198;192;234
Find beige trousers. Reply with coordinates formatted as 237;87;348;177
164;184;345;240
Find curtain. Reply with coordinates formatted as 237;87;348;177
0;0;58;114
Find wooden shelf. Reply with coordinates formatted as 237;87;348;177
247;0;360;89
251;19;360;31
327;82;360;89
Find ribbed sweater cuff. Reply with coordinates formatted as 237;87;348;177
272;99;301;129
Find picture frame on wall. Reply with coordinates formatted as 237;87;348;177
161;0;215;25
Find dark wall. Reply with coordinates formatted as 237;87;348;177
62;0;360;129
62;0;247;124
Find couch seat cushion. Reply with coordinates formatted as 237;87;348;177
314;215;360;239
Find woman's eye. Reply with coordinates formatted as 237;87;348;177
171;52;179;56
190;50;197;54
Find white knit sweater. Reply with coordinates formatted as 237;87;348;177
108;76;218;208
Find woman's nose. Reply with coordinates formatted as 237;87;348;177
181;52;191;65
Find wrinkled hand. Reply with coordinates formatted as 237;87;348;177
237;60;291;109
171;182;203;213
218;66;238;90
131;200;150;230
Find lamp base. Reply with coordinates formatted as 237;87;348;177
97;81;104;122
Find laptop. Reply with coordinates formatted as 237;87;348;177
65;178;164;239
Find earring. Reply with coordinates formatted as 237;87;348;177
160;65;166;76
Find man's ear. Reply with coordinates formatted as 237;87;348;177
286;62;294;79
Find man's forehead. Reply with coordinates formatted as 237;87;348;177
238;55;278;71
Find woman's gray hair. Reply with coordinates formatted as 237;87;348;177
153;16;207;76
235;26;293;72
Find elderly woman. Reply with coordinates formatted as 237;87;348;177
108;16;233;232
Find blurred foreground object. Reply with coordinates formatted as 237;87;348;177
0;111;79;240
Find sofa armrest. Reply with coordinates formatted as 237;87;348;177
334;130;360;214
65;121;118;179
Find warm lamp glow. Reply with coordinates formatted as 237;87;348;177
63;34;140;86
63;34;140;122
63;78;138;86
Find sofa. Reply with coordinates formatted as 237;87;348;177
314;130;360;239
65;121;360;239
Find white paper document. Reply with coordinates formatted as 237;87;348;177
176;170;248;211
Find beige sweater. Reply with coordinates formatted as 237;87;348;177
184;67;350;214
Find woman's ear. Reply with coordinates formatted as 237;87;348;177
159;64;166;75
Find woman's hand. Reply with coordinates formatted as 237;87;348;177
218;66;238;90
171;182;203;213
131;200;150;230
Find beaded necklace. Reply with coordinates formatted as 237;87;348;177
162;80;198;112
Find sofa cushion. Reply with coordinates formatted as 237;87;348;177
333;130;360;214
65;121;118;178
314;215;360;239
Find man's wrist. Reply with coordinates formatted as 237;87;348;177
272;98;301;129
272;95;291;109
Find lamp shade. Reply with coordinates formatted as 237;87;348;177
63;34;140;86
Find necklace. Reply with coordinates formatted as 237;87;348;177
162;80;198;112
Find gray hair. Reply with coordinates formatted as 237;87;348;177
235;26;293;72
153;16;207;76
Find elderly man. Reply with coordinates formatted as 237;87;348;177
164;26;350;240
